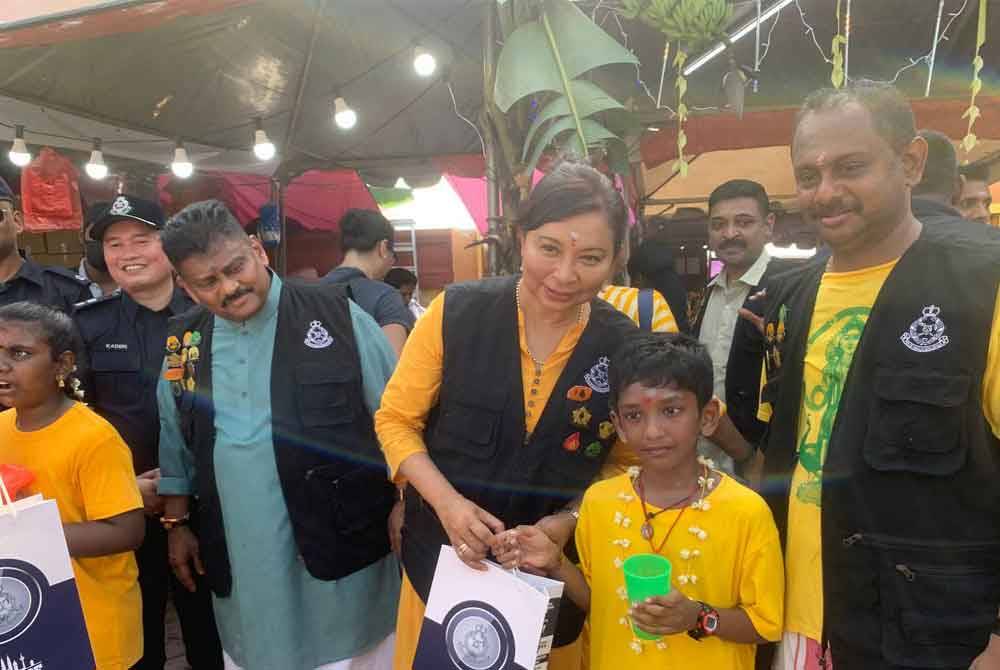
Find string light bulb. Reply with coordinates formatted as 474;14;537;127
9;125;31;167
171;141;194;179
333;97;357;130
413;46;437;77
252;118;276;161
84;138;108;180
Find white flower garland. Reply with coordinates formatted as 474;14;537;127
611;458;718;654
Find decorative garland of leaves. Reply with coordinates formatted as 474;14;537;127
961;0;988;154
622;0;730;177
830;0;847;88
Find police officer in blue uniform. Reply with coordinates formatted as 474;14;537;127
74;195;223;670
0;175;91;311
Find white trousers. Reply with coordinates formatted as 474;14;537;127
223;633;395;670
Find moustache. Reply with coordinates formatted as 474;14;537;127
222;287;254;308
718;239;747;251
807;199;861;220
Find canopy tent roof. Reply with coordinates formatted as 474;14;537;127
0;0;489;183
0;0;997;184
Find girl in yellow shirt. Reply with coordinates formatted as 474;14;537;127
0;302;144;670
497;333;784;670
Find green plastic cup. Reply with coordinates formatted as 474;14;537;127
623;553;672;640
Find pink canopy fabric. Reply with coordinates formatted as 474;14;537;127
445;171;545;235
159;169;377;232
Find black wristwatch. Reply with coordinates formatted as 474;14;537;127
688;601;720;641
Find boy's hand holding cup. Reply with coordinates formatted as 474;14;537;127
630;590;701;637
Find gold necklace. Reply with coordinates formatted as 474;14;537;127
515;280;584;369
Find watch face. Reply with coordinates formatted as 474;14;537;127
703;611;720;634
442;601;515;670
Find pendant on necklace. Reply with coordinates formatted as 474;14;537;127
640;522;654;541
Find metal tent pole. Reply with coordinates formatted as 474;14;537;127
483;0;501;276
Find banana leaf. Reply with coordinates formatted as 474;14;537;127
494;0;638;112
525;117;620;175
522;80;624;159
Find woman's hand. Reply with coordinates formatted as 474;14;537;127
629;591;701;637
492;525;563;575
436;494;505;570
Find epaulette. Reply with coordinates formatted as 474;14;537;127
42;264;91;286
74;289;122;311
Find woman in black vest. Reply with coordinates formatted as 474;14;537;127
375;163;637;670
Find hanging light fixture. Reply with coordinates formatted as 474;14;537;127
394;177;411;189
252;118;276;161
413;45;437;77
171;140;194;179
8;125;31;167
85;138;108;180
333;97;357;130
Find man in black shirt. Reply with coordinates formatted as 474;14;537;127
74;195;222;670
0;176;90;311
911;129;971;227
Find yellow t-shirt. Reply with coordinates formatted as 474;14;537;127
0;403;143;670
599;285;679;333
759;261;1000;641
577;473;784;670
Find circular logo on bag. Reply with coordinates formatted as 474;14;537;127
443;601;515;670
0;560;45;644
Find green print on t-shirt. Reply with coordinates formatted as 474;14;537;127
796;306;871;506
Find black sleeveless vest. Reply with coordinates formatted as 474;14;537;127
761;222;1000;668
401;276;636;644
167;279;395;597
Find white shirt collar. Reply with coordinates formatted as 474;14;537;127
708;250;771;290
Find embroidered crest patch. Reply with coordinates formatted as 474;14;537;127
901;305;949;353
584;357;610;394
304;320;334;349
109;195;132;216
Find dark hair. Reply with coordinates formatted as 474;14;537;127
609;332;713;410
517;162;628;252
795;80;916;156
384;267;417;288
914;129;958;197
161;199;248;267
339;209;394;253
708;179;770;218
0;302;85;401
959;163;990;184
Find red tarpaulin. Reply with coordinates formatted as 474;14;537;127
0;1;255;48
159;170;377;232
641;97;1000;168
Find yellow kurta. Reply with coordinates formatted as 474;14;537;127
577;473;784;670
376;292;627;670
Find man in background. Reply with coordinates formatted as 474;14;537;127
0;175;91;311
694;179;788;474
957;163;994;225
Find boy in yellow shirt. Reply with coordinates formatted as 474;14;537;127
0;302;144;670
497;332;783;669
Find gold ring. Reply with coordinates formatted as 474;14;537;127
458;543;470;555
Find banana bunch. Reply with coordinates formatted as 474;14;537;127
622;0;730;48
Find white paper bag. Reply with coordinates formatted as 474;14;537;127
0;487;95;670
414;546;563;670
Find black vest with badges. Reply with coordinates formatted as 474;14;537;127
761;221;1000;668
401;277;636;642
167;279;395;597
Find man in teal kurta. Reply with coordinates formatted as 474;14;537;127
156;200;400;670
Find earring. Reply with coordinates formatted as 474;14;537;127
57;377;65;389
